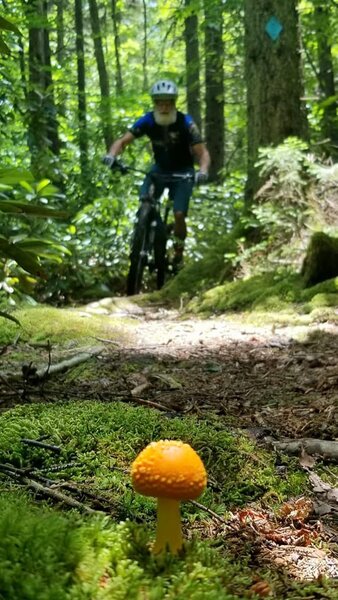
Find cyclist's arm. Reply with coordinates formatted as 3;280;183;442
192;143;211;174
108;131;135;157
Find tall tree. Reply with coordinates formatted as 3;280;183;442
26;0;60;178
142;0;148;92
75;0;89;184
313;0;338;158
204;0;225;181
88;0;113;149
244;0;308;201
184;0;202;131
111;0;123;94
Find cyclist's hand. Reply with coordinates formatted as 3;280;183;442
195;171;208;185
102;154;116;168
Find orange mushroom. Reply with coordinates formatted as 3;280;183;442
131;440;207;554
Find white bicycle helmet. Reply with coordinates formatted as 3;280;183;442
150;79;178;99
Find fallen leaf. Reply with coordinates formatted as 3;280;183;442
299;447;316;469
249;580;272;597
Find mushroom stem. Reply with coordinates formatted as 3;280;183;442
153;497;183;554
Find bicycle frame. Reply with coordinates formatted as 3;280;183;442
111;161;194;295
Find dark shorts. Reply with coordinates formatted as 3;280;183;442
139;165;195;216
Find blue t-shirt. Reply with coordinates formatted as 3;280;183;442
129;111;202;171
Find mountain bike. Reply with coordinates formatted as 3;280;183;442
111;161;194;295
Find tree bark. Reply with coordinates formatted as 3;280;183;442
313;1;338;158
244;0;308;202
26;0;60;178
88;0;113;149
111;0;123;94
75;0;89;182
142;0;148;92
184;0;202;131
204;0;225;181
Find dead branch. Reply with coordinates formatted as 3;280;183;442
0;463;100;513
21;477;99;513
1;345;105;382
267;438;338;461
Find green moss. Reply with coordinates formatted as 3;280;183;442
158;229;240;303
0;490;257;600
1;493;336;600
0;304;135;345
0;401;306;513
182;269;338;321
2;403;337;599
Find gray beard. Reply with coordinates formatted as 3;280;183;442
153;109;177;126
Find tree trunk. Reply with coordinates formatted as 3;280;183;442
88;0;113;150
26;0;60;178
75;0;89;183
313;1;338;158
184;0;202;131
56;0;66;117
43;0;60;157
301;232;338;287
56;0;64;65
204;0;225;181
142;0;148;92
244;0;308;202
111;0;123;94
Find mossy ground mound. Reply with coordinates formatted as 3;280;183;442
183;271;338;320
1;401;336;599
302;232;338;287
0;303;135;346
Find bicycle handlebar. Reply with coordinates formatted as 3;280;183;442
111;160;194;182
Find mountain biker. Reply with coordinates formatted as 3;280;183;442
103;79;210;269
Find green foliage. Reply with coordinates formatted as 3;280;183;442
0;14;20;54
0;168;70;306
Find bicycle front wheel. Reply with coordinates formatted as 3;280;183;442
126;222;148;296
154;220;167;290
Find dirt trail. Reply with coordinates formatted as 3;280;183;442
83;298;338;440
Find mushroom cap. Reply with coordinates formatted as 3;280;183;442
131;440;207;500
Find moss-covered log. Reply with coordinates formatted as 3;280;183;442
301;232;338;287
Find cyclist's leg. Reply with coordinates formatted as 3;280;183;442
170;170;194;267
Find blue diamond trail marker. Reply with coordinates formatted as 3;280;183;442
265;16;283;41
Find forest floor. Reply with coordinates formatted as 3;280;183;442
1;297;338;594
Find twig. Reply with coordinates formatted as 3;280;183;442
21;477;99;513
190;499;226;523
31;462;82;473
0;463;100;514
126;396;170;412
3;345;106;382
21;439;61;453
93;337;121;346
